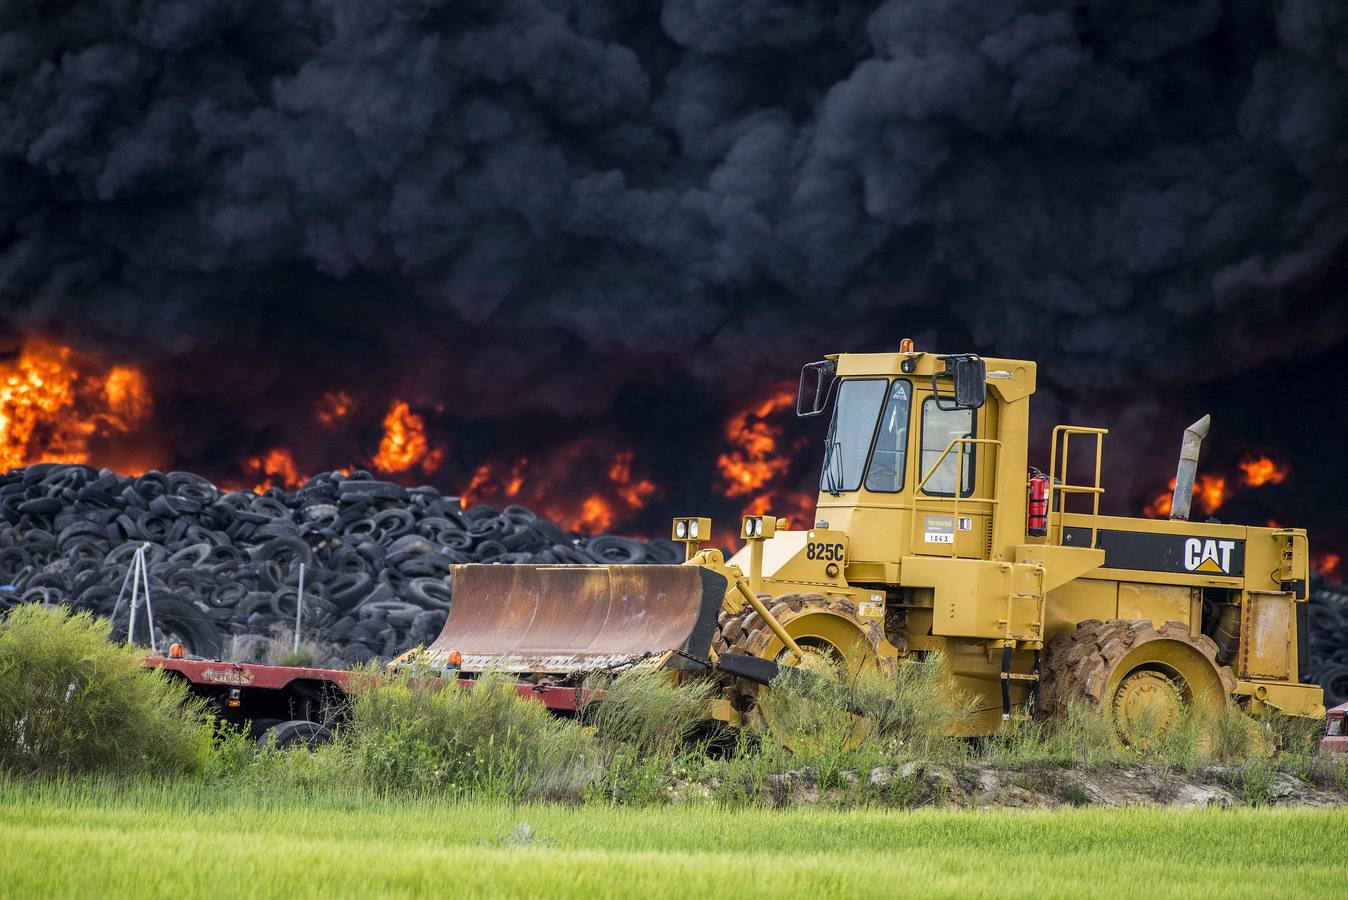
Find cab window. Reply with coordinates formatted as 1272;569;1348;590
864;380;911;492
919;399;975;496
821;378;887;493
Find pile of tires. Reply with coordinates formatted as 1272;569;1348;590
0;464;681;667
1308;576;1348;708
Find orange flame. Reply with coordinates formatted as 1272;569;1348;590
609;451;657;511
1145;475;1226;518
745;490;816;529
242;448;305;493
372;400;443;475
572;495;615;533
1238;455;1288;487
1317;552;1341;579
462;458;530;507
537;447;660;534
1196;475;1226;515
714;384;814;540
0;338;152;471
103;367;150;422
504;459;528;498
716;386;796;497
462;463;495;506
316;390;354;426
461;444;658;535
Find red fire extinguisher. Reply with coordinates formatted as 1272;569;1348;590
1027;470;1049;537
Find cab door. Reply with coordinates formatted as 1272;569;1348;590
910;391;995;559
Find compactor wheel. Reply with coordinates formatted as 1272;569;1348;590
1038;618;1237;748
712;592;892;749
712;592;891;675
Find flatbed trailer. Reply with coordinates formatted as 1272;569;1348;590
144;656;598;741
1323;702;1348;754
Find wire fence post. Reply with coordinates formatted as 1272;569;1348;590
127;545;142;646
110;557;136;627
140;544;157;654
293;562;305;655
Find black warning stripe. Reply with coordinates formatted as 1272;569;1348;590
1061;527;1245;578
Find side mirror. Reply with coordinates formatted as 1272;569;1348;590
932;355;986;410
797;359;838;417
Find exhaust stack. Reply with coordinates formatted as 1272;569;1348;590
1169;415;1211;521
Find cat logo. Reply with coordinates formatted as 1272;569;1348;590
1184;538;1237;574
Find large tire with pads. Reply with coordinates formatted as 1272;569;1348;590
1038;618;1237;747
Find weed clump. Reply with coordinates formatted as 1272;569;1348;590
752;651;971;784
0;605;211;776
343;666;598;801
582;670;716;757
580;670;720;804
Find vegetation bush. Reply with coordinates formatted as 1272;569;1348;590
0;607;1333;811
758;653;966;747
0;605;210;776
981;702;1118;770
738;651;972;790
581;670;719;804
583;670;716;757
342;666;598;801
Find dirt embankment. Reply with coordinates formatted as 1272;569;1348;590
672;762;1348;809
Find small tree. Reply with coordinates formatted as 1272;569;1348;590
0;605;211;776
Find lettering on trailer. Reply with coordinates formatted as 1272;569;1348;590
200;667;255;686
1061;527;1245;577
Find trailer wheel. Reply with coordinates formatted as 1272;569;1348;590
249;718;283;742
259;720;332;750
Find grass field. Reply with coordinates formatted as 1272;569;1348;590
0;779;1342;899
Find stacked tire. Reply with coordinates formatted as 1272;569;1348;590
0;464;682;667
1308;576;1348;708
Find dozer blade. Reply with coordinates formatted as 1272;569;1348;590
423;564;727;676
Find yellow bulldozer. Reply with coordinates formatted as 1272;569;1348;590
410;341;1325;742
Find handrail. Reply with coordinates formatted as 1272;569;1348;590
910;437;1002;559
1047;426;1108;547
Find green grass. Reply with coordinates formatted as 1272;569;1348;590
0;778;1342;899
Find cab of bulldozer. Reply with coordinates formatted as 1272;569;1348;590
797;343;1037;579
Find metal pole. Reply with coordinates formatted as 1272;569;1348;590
110;559;136;625
140;546;158;654
127;546;142;646
293;563;305;654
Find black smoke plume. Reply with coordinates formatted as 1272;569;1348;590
0;1;1345;541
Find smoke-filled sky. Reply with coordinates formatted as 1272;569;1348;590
0;0;1345;540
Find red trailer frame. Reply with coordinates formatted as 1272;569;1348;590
1323;701;1347;754
145;656;598;737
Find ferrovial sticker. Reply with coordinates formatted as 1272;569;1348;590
924;515;955;544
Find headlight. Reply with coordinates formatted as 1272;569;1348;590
689;520;700;539
675;520;688;539
750;517;762;537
